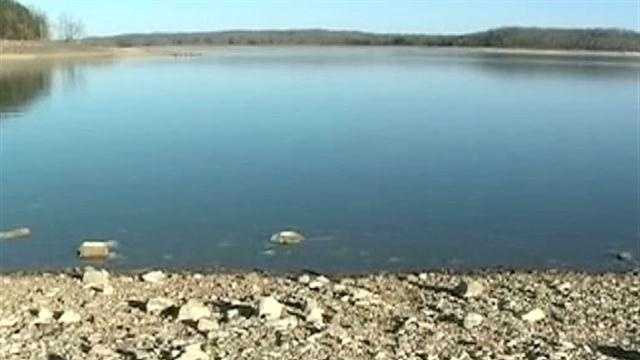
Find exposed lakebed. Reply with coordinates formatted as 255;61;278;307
1;47;638;271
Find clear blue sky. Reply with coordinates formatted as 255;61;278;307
24;0;640;37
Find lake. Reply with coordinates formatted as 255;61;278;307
1;47;638;272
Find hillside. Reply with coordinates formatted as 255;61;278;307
86;27;640;52
0;0;48;40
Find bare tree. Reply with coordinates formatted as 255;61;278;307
58;14;84;42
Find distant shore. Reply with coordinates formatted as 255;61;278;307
0;269;637;359
2;40;640;62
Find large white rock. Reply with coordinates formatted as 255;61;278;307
258;296;284;320
304;299;324;324
82;267;110;287
142;271;166;283
177;300;211;322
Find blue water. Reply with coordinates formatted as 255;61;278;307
1;47;638;272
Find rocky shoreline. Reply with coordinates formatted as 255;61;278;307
0;269;638;360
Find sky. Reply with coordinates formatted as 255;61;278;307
23;0;640;37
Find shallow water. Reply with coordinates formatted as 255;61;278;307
1;47;639;272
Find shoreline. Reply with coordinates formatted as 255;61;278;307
2;41;640;62
0;269;638;359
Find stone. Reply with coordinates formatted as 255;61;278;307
176;343;208;360
455;280;484;298
309;276;331;290
352;288;373;301
78;241;115;260
270;230;305;245
178;300;211;322
142;270;166;283
147;297;175;314
304;299;324;324
462;313;484;329
82;267;110;287
521;308;546;323
58;310;81;324
269;316;298;332
0;316;19;328
258;296;284;320
196;318;219;333
298;274;311;284
0;227;31;241
617;251;633;262
33;308;54;325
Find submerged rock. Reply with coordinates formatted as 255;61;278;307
270;230;305;245
616;251;633;262
77;241;116;260
0;227;31;241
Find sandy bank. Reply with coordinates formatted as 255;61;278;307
0;269;637;359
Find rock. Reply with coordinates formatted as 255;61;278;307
176;343;208;360
258;296;284;320
147;297;175;314
33;308;54;325
309;276;331;290
304;299;324;324
0;316;19;328
58;310;81;324
617;251;633;262
0;227;31;241
521;308;546;323
142;270;166;283
352;288;373;301
269;316;298;332
177;300;211;322
196;318;219;333
270;230;305;245
298;274;311;284
78;241;116;260
226;308;240;320
455;280;484;298
462;313;484;329
82;267;110;287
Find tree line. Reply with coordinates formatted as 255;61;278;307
87;27;640;52
0;0;84;41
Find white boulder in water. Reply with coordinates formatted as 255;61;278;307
270;230;305;245
0;227;31;241
77;241;117;260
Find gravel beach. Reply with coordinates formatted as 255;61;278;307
0;269;638;360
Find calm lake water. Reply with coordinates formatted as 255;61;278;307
1;47;638;272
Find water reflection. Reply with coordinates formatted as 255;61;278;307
0;64;52;118
0;60;113;118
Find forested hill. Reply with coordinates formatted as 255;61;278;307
0;0;48;40
86;27;640;52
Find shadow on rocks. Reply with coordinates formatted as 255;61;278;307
597;346;640;360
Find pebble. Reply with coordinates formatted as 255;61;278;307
82;267;110;287
33;308;54;325
462;313;484;329
455;280;484;298
521;308;546;323
304;299;324;324
176;343;208;360
196;318;219;333
258;296;283;320
177;300;211;322
58;310;81;324
269;316;298;332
